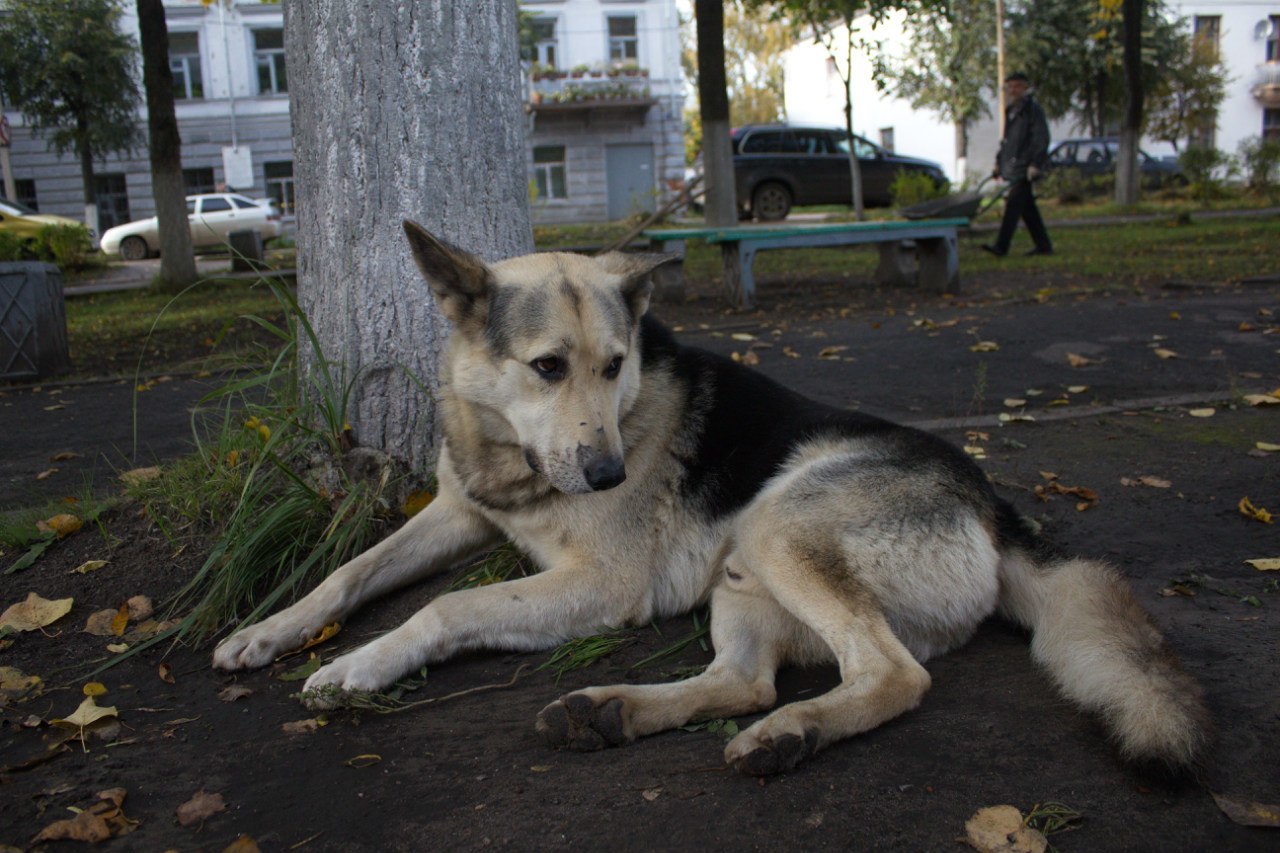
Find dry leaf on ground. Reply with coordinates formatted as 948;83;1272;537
0;665;42;697
1244;558;1280;571
1;592;73;632
36;513;82;537
1121;476;1172;489
300;623;341;652
158;662;176;684
120;466;161;486
970;340;999;352
1154;348;1179;360
1243;394;1280;407
1239;497;1274;525
281;718;326;735
1211;792;1280;827
52;696;118;732
176;790;227;827
82;682;108;697
33;788;136;843
223;835;262;853
71;559;108;575
1188;408;1216;418
963;805;1047;853
817;345;849;359
402;489;434;518
126;595;153;621
1065;352;1100;368
85;608;119;636
218;684;255;702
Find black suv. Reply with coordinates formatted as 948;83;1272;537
732;124;947;221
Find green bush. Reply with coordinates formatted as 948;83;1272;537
1178;145;1237;203
1237;137;1280;196
0;230;30;262
38;223;94;268
890;169;949;208
1040;167;1087;204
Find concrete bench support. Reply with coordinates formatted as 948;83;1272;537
0;262;70;381
644;218;966;309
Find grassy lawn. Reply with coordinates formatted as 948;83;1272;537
57;208;1276;380
66;281;285;379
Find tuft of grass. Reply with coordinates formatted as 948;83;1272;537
1;491;116;575
1024;801;1084;838
538;632;634;683
446;543;534;591
633;608;711;670
126;278;411;642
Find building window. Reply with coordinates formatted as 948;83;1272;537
169;32;203;100
184;167;217;195
14;179;38;211
607;16;638;63
1193;15;1220;59
254;28;288;94
1268;16;1280;62
264;161;296;217
532;146;567;200
1265;109;1280;142
94;174;130;230
533;18;558;68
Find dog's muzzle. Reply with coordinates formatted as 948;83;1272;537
583;456;626;491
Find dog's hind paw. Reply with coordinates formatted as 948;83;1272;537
725;729;818;776
536;693;630;751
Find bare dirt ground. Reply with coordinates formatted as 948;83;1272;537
2;261;1279;851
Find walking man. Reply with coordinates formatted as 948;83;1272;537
984;72;1053;257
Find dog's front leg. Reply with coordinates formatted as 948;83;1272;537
300;565;628;704
213;492;502;671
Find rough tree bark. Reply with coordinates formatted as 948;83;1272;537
696;0;738;227
1115;0;1144;206
285;0;532;473
137;0;197;288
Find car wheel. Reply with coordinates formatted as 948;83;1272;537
119;236;149;261
752;182;792;221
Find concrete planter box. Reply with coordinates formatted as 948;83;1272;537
0;262;70;381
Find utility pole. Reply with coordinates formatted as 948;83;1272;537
996;0;1006;135
0;113;16;202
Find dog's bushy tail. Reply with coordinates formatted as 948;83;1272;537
997;524;1210;770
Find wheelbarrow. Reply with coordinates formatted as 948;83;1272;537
900;176;1008;222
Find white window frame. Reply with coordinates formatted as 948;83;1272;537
532;17;559;69
168;30;203;101
533;146;568;201
606;14;639;64
253;28;287;95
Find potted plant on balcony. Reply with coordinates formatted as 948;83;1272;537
570;64;589;79
619;61;643;77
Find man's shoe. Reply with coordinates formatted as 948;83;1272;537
1025;247;1054;256
980;244;1007;257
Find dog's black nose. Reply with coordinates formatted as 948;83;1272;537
584;457;626;491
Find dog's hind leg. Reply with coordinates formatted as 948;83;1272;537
536;579;792;751
212;492;502;671
720;530;932;776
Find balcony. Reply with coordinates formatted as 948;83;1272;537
527;64;656;120
1252;62;1280;108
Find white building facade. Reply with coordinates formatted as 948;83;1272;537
782;3;1280;186
1;0;686;229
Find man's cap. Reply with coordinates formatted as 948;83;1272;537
1005;72;1030;83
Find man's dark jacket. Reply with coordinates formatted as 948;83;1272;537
996;95;1050;183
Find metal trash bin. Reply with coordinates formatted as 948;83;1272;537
0;262;70;381
227;229;265;272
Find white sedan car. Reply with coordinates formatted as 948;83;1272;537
100;193;282;260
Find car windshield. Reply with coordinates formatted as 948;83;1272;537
231;196;260;209
831;134;878;159
0;198;39;216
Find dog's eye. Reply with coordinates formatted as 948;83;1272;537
531;356;563;379
603;356;623;379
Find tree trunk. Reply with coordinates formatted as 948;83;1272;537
77;123;99;237
1114;0;1144;206
843;34;865;221
696;0;737;227
137;0;197;288
954;119;969;183
285;0;532;472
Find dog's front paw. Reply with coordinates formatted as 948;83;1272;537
724;722;819;776
536;693;631;751
213;615;318;671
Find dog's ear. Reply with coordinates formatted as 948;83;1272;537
403;220;493;328
594;252;679;322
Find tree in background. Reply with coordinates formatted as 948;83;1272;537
286;1;532;471
682;2;794;164
1146;28;1230;152
0;0;140;235
137;0;197;289
1113;0;1144;206
1007;0;1182;137
874;0;995;182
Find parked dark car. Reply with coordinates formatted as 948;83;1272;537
731;124;947;221
1044;138;1186;188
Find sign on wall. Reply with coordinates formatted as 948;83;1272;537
222;145;254;190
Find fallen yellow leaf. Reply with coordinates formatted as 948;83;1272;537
1154;348;1179;360
110;603;130;637
1239;497;1273;525
71;559;108;575
964;805;1047;853
37;513;82;537
119;466;161;487
82;682;108;697
1243;394;1280;407
1003;398;1027;408
176;789;227;827
0;592;74;632
300;622;341;651
52;695;118;733
0;665;42;696
817;345;849;359
1188;408;1216;418
1066;352;1100;367
1066;385;1088;393
1244;558;1280;571
1257;442;1280;452
969;340;999;352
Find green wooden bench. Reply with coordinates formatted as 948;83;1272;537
642;218;967;309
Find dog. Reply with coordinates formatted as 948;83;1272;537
213;220;1209;776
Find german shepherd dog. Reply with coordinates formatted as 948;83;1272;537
214;221;1209;775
